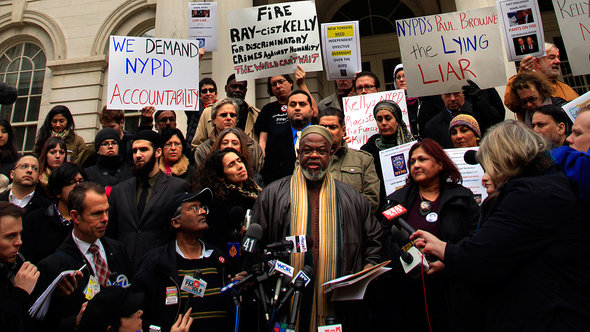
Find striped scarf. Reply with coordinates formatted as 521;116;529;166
289;166;339;330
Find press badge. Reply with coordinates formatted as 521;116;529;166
180;275;207;297
84;275;101;300
165;287;178;305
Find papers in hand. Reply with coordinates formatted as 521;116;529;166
29;270;77;320
322;261;391;301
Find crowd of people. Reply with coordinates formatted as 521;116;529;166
0;40;589;332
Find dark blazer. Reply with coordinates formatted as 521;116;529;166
20;204;72;264
35;234;131;332
445;171;590;331
0;189;51;214
261;126;297;186
107;172;187;264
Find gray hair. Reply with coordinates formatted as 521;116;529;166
211;97;239;121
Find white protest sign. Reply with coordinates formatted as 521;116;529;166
188;2;218;51
342;90;409;150
321;21;362;80
552;0;590;75
562;91;590;123
444;147;487;204
396;7;506;97
379;141;416;196
107;36;199;111
228;1;323;81
497;0;545;61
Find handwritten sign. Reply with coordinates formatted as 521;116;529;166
552;0;590;75
342;90;409;149
227;1;323;81
321;21;362;80
188;2;218;51
497;0;545;61
396;7;506;97
107;36;200;111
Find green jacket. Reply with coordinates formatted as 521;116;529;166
328;142;380;214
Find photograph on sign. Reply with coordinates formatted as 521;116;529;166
107;35;200;111
188;2;218;51
497;0;545;61
551;0;590;75
342;90;409;149
396;7;506;97
227;1;323;81
562;91;590;123
321;21;362;80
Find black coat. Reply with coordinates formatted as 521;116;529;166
107;172;188;265
0;190;51;215
261;126;297;186
360;134;388;213
20;204;72;264
445;171;590;331
0;261;31;332
35;235;131;332
84;155;133;187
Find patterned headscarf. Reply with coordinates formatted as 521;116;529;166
373;100;414;150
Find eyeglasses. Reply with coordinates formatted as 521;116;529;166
15;163;39;172
218;112;237;118
100;141;119;148
355;85;376;92
176;204;209;217
300;147;330;157
519;95;539;106
67;178;85;186
201;88;216;94
395;75;405;80
164;141;182;148
271;79;288;87
157;117;176;124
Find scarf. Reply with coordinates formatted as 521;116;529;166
51;129;70;139
222;178;261;200
289;166;340;330
375;123;414;150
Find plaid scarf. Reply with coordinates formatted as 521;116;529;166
289;166;340;330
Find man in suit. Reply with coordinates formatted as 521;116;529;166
0;154;50;213
261;90;314;185
515;37;527;55
107;130;187;265
526;36;538;53
36;182;132;332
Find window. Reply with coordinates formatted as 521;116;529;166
331;0;414;37
0;42;46;152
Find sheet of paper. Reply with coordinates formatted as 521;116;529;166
29;270;78;319
496;0;546;61
321;21;362;80
188;2;218;51
562;91;590;123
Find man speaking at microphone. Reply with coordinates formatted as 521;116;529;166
254;125;382;331
133;189;231;332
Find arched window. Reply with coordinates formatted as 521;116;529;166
0;42;46;152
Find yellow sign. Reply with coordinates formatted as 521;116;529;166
326;25;354;38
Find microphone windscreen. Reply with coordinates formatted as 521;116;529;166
228;206;245;229
301;265;313;279
463;149;479;165
245;223;263;241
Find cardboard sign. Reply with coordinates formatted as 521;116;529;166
552;0;590;75
107;36;200;111
396;7;506;97
227;1;323;81
342;90;409;149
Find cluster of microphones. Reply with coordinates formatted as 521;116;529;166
220;208;316;332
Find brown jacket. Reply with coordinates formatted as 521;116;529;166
191;103;260;147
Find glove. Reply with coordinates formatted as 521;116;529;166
461;79;482;104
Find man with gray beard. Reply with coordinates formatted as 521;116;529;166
254;125;382;332
107;130;188;265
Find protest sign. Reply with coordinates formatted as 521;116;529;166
188;2;218;51
444;147;487;204
497;0;545;61
396;7;506;97
552;0;590;75
107;36;200;111
321;21;362;80
342;90;409;150
227;1;323;81
379;141;416;196
562;91;590;123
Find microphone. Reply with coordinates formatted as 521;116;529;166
463;149;479;165
228;206;246;231
389;225;428;277
243;209;253;230
382;203;416;234
278;265;313;308
242;223;263;254
286;265;314;331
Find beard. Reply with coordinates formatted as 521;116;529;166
301;166;327;182
133;153;157;178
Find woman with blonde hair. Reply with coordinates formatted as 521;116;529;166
412;120;590;330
